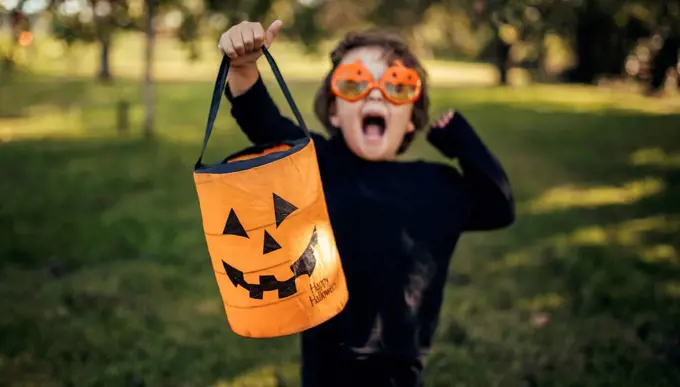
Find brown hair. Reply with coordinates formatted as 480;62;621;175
313;29;430;154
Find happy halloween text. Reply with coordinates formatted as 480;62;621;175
309;277;337;307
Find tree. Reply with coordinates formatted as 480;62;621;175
647;1;680;93
140;0;202;139
2;0;31;73
143;0;156;139
451;0;674;86
48;0;135;82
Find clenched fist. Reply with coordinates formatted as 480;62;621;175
218;20;283;69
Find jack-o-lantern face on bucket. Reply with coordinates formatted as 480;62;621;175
221;193;318;300
194;138;348;338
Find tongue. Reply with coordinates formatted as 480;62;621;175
364;125;383;139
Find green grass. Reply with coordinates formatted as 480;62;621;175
2;63;680;386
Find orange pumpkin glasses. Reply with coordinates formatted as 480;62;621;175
330;59;422;105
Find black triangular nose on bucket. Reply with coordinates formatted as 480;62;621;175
263;230;282;254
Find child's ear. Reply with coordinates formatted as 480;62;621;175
406;121;415;133
329;100;340;128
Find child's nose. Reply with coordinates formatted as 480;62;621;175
366;87;384;101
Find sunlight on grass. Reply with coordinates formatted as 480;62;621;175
615;216;680;246
457;83;680;114
489;215;680;272
498;250;536;269
554;216;680;249
523;177;665;214
640;244;678;264
0;109;87;141
663;282;680;299
212;363;297;387
629;148;680;169
486;247;543;272
519;292;564;311
566;226;609;245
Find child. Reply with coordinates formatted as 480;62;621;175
219;20;515;387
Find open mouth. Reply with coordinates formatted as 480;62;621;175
362;114;386;139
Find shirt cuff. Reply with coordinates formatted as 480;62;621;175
224;73;266;103
224;73;283;127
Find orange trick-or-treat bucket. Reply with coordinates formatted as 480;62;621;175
192;48;348;338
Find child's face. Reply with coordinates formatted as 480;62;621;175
329;46;416;161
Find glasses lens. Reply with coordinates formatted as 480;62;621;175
384;82;418;102
335;80;368;99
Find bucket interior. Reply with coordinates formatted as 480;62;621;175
226;144;293;163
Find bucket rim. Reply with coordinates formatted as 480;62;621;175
194;136;312;175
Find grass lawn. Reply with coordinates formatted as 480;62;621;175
1;58;680;386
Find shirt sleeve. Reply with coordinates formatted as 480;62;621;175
427;112;515;231
224;73;307;145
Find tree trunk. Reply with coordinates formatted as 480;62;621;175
2;31;17;74
143;0;155;140
649;36;679;93
4;9;24;74
565;6;600;84
496;36;510;85
97;38;112;82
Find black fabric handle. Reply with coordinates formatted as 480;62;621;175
195;46;309;168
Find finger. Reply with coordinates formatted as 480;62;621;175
218;32;229;54
441;111;452;126
265;19;283;47
253;22;265;50
223;39;237;59
242;23;254;52
440;111;453;126
231;25;245;56
442;113;451;125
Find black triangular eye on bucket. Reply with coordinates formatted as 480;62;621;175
223;209;249;238
273;193;297;227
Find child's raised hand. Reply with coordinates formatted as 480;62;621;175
431;109;456;129
218;20;283;69
428;109;460;159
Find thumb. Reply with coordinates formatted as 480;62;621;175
264;19;283;47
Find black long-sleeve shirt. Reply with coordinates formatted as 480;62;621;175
225;76;514;386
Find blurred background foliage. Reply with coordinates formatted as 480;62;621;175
3;0;679;89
